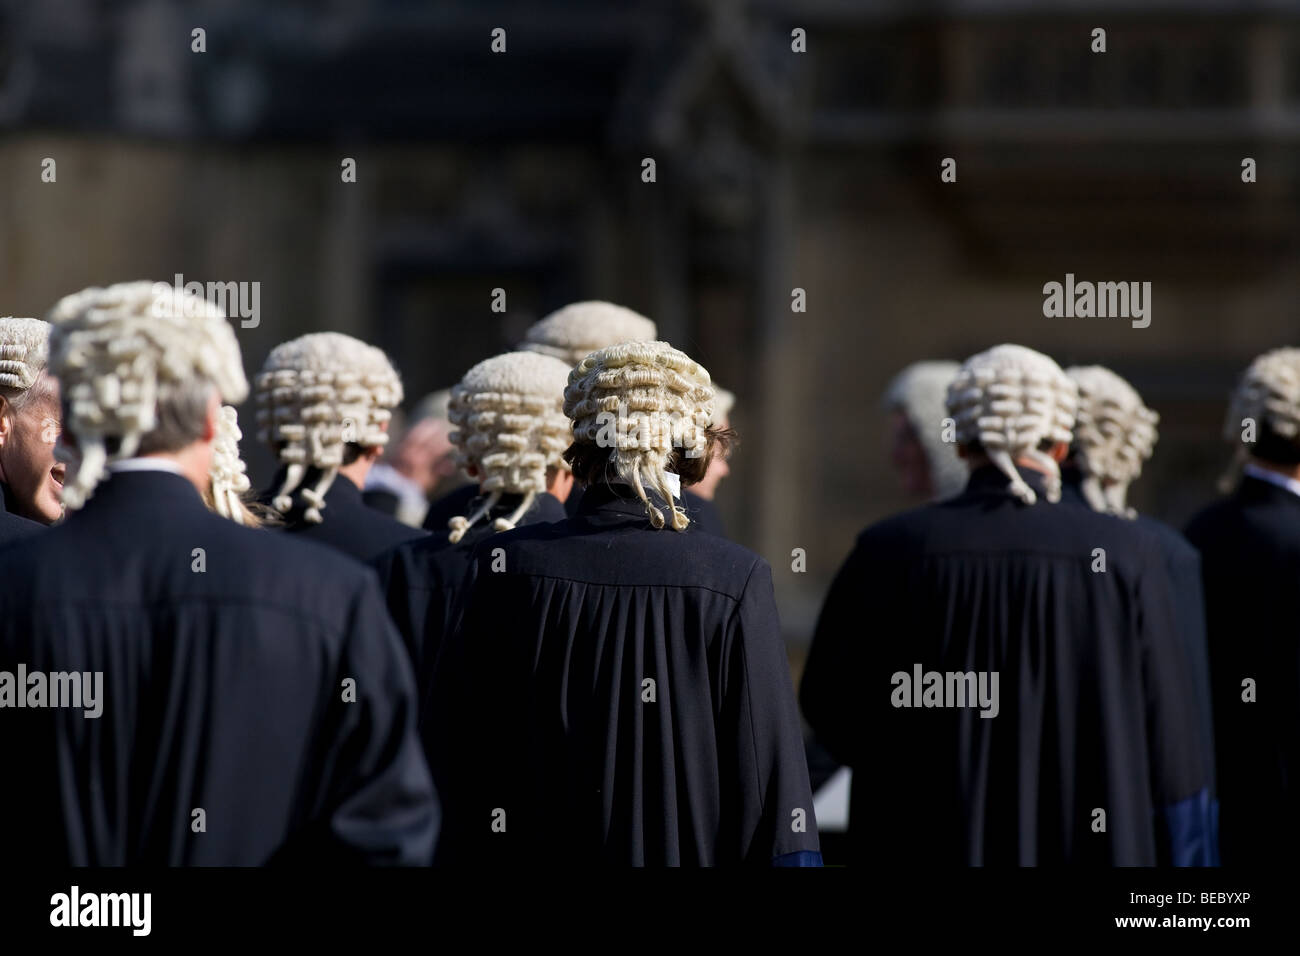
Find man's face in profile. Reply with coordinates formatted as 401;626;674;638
0;380;65;524
889;410;933;500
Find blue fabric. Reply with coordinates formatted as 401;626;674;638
772;850;823;867
1158;788;1220;866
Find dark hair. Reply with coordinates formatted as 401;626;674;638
965;436;1058;457
564;425;738;488
1252;421;1300;466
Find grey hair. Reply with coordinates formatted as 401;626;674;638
0;370;56;416
134;377;219;456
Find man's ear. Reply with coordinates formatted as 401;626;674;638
545;466;576;502
0;397;12;448
362;421;391;463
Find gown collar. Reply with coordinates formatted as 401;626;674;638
323;471;364;509
525;491;568;524
962;463;1054;500
1242;462;1300;500
457;488;568;525
263;466;364;518
1238;468;1300;508
1057;467;1091;507
577;481;678;522
81;469;204;512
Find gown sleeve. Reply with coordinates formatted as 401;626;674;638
285;570;441;865
723;558;823;866
422;544;489;865
1168;543;1217;794
373;545;419;666
1138;541;1220;866
373;542;446;727
800;539;869;767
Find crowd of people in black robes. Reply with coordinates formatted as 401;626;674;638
0;287;1296;868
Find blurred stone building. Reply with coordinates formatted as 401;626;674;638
1;0;1297;652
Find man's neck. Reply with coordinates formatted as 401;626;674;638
131;451;210;494
336;459;370;490
966;453;1055;477
1247;457;1300;482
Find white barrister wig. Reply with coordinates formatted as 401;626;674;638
210;405;253;524
0;317;51;401
710;386;735;426
445;351;574;543
1220;347;1300;490
946;344;1078;505
564;340;714;531
255;331;403;525
46;281;249;510
518;301;658;367
409;388;452;425
1066;366;1160;519
883;361;966;500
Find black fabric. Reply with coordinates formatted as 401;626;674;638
421;484;479;532
682;490;726;538
566;485;725;536
362;488;400;517
802;464;1213;865
0;470;438;865
268;467;427;564
1185;474;1300;866
373;491;567;728
1058;471;1217;795
0;480;45;544
428;482;820;866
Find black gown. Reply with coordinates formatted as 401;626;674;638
681;491;727;538
801;464;1216;866
373;490;567;728
268;466;427;563
421;483;479;533
362;488;401;517
1185;472;1300;867
1058;469;1217;796
428;482;821;866
0;481;45;544
0;469;439;865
